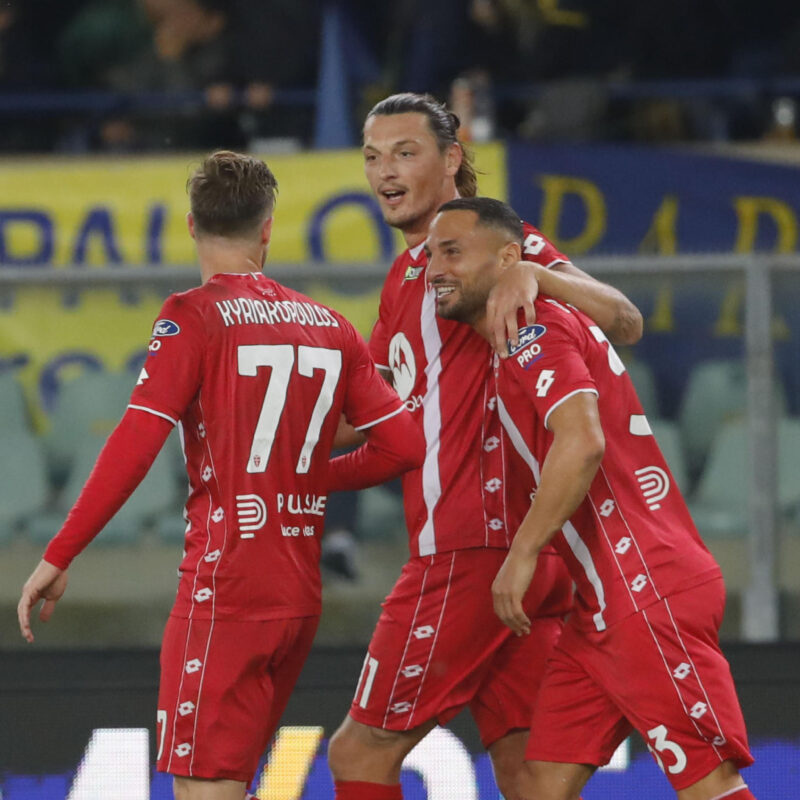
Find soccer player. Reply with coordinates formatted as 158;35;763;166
426;195;756;800
17;151;424;800
326;93;644;800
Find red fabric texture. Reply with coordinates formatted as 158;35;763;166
334;781;403;800
43;408;173;569
328;409;424;492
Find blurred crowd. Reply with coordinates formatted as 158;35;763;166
2;0;800;152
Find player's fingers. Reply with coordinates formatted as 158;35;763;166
17;592;36;643
39;597;58;623
503;309;520;356
522;300;537;327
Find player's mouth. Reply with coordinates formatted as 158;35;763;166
434;284;458;306
380;188;407;207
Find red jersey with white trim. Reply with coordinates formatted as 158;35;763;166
492;296;721;632
130;272;404;621
370;223;567;557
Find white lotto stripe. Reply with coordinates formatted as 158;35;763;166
597;464;662;602
189;396;229;775
562;521;608;631
496;396;541;480
353;403;405;431
629;415;652;436
663;597;728;748
418;289;444;556
406;552;456;728
641;607;723;762
127;403;178;426
165;619;196;774
383;560;432;728
543;388;599;431
497;395;608;631
354;653;370;707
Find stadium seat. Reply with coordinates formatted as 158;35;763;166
43;371;136;486
689;416;800;539
625;359;660;419
0;430;49;540
649;419;688;493
29;432;179;545
678;359;786;478
0;371;33;433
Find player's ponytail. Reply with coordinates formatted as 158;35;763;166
366;93;479;198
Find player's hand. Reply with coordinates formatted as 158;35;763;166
492;548;537;636
18;560;68;643
486;261;539;358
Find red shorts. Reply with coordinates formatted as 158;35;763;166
350;548;572;748
156;614;318;782
526;578;754;790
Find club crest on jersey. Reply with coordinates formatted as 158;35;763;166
152;319;181;337
404;264;424;281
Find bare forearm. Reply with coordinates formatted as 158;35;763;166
536;263;643;345
512;432;602;557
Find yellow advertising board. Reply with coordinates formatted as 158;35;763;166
0;144;506;424
0;144;505;266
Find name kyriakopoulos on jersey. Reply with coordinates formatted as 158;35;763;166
215;298;340;328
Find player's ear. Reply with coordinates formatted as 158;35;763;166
444;142;462;178
187;213;196;240
262;216;273;246
500;241;522;268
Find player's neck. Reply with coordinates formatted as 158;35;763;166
472;313;491;344
402;185;460;251
196;240;266;284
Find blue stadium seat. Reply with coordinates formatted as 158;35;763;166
678;359;786;479
43;371;134;486
0;430;49;541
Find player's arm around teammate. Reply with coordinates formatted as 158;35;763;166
485;257;643;359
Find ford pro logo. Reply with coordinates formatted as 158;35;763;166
152;319;181;337
507;324;546;355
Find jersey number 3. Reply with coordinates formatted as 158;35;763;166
238;344;342;475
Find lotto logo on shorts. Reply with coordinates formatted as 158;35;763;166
485;478;502;492
630;574;648;592
401;664;423;678
615;537;632;554
202;466;213;482
390;702;412;714
673;663;691;680
488;518;504;531
194;588;213;602
178;701;196;717
174;743;192;757
203;549;221;563
487;396;497;410
690;702;708;719
185;659;203;674
484;436;500;452
211;508;225;523
413;625;435;639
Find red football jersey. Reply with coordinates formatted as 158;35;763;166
370;223;567;557
492;297;721;632
129;272;404;621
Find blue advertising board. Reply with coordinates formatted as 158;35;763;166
507;142;800;255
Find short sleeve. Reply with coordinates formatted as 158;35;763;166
521;223;569;270
505;303;597;429
128;293;205;425
342;319;404;431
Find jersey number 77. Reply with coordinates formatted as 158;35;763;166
237;344;342;475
